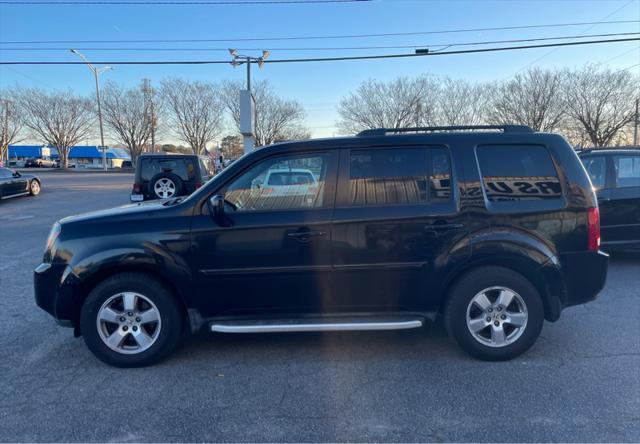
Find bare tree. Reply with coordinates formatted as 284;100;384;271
16;89;93;168
221;80;308;147
489;68;565;132
160;79;224;154
219;135;244;159
562;65;638;147
436;78;489;126
100;82;152;166
337;76;439;134
0;93;23;164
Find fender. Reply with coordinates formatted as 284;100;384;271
54;245;194;326
437;228;566;322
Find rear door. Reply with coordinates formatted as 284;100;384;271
605;153;640;248
330;145;466;313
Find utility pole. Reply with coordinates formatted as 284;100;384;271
70;49;112;171
634;97;639;146
1;99;9;167
142;78;156;154
229;49;270;154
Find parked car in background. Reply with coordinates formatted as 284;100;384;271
25;157;56;168
578;148;640;251
54;159;76;168
34;125;608;367
130;153;214;201
0;167;41;199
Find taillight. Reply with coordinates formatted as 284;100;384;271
587;207;600;251
133;183;141;193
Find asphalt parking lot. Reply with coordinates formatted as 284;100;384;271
0;171;639;442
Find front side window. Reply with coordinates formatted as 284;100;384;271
348;147;451;206
477;145;561;202
581;156;606;189
613;155;640;188
225;153;328;212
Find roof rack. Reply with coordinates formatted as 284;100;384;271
576;145;640;153
357;125;534;137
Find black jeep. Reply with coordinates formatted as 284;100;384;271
130;153;214;201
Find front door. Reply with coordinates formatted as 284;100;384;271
190;150;338;318
330;145;466;314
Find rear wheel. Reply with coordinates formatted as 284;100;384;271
444;266;544;361
80;273;183;367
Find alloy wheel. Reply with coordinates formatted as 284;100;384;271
465;286;528;348
154;178;176;199
96;292;162;355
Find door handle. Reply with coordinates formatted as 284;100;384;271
287;231;326;242
597;197;610;203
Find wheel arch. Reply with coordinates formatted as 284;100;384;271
69;264;191;335
437;251;564;322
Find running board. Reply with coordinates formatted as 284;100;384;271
210;317;424;333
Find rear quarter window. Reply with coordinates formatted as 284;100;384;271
476;145;564;209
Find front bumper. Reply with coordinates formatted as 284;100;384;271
559;250;609;308
34;262;78;327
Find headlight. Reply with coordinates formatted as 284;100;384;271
44;222;61;260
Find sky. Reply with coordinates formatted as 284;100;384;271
0;0;639;144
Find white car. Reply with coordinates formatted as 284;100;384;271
257;168;318;196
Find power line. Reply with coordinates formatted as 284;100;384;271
2;32;638;51
1;37;638;65
517;0;638;72
0;0;368;4
1;19;638;45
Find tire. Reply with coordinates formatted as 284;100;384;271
150;173;183;200
444;266;544;361
29;179;41;196
80;273;183;367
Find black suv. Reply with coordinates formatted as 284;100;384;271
578;148;640;251
131;153;214;202
35;125;608;367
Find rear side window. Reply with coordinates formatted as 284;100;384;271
613;155;640;188
347;147;451;206
140;158;196;182
581;156;606;189
477;145;562;203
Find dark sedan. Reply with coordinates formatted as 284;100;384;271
0;168;41;199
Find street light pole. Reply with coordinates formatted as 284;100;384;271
70;49;112;171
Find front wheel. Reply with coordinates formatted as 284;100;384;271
444;266;544;361
80;273;183;367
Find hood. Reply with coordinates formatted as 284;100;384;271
59;199;169;225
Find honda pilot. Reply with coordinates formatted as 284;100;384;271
34;125;609;367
